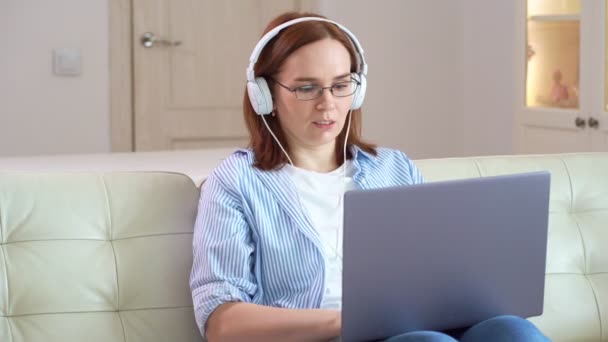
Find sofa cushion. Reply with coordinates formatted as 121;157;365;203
0;172;202;342
416;153;608;342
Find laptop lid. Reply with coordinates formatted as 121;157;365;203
342;171;550;342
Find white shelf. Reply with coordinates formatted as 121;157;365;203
528;14;580;22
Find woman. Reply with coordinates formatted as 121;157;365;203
190;12;550;342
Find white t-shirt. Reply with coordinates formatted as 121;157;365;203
285;160;359;309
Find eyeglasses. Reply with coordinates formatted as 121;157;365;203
272;78;360;101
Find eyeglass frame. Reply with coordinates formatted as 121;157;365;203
271;77;361;101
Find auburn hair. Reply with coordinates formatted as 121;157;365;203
243;12;377;170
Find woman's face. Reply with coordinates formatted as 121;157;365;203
272;38;354;152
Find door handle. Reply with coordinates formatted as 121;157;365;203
141;32;182;48
588;117;599;129
575;117;586;128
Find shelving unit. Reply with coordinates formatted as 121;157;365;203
515;0;608;153
528;14;580;22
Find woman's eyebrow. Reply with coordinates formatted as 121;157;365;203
293;73;351;82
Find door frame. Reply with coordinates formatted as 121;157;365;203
108;0;320;152
109;0;133;152
591;0;608;150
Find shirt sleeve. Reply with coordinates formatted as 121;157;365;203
189;171;257;337
399;151;426;185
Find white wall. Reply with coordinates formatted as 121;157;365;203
0;0;515;159
320;0;516;159
0;0;110;157
461;0;517;156
319;0;465;159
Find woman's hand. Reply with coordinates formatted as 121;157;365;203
207;303;343;342
324;310;341;339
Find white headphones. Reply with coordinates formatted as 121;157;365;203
246;17;368;115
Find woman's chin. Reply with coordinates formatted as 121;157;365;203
303;135;340;148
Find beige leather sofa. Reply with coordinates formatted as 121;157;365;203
0;151;606;342
416;153;607;342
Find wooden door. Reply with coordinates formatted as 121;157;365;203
132;0;307;151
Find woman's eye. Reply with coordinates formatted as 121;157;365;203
334;83;348;90
298;85;316;93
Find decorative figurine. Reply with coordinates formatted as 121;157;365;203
550;69;569;103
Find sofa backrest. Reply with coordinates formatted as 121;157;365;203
0;172;202;342
416;153;608;342
1;153;607;342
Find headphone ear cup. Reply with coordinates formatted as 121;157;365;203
350;73;366;110
247;77;274;115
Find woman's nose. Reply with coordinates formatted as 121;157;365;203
315;89;336;110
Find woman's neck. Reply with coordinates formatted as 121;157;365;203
289;143;339;173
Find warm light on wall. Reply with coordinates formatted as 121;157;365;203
526;44;540;106
527;0;580;17
526;0;580;109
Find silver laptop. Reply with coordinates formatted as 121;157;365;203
341;171;550;342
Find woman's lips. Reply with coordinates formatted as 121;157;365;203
313;120;336;130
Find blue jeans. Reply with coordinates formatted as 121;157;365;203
383;315;551;342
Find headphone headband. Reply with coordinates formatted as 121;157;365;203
246;16;368;115
246;17;368;82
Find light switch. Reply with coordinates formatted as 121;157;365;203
53;48;81;76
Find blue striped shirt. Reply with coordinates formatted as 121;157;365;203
190;146;425;335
